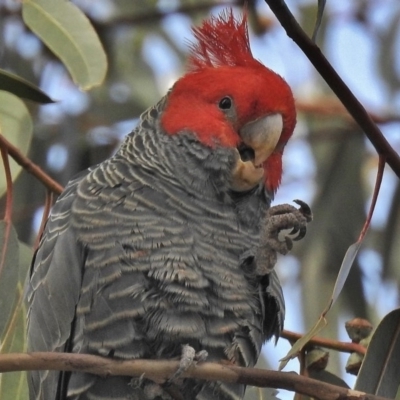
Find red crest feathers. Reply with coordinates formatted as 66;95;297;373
188;10;261;70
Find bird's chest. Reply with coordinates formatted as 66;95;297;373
74;181;263;358
139;204;258;298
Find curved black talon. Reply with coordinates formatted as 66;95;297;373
293;199;313;222
292;225;307;241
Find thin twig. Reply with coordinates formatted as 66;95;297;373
0;135;63;195
0;352;391;400
281;330;366;355
357;155;385;241
264;0;400;178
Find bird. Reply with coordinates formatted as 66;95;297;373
26;9;311;400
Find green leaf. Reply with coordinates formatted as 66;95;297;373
0;91;33;197
279;243;361;370
22;0;108;90
330;242;361;305
279;316;327;370
0;69;53;104
312;0;326;41
0;222;20;340
0;287;28;399
355;308;400;397
395;385;400;400
0;240;32;399
309;370;350;389
18;241;33;282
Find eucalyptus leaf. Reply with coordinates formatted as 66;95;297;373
279;316;327;370
0;91;33;197
22;0;107;90
309;369;349;388
395;385;400;400
0;290;28;400
279;235;362;370
312;0;326;41
0;69;53;104
355;308;400;397
330;242;361;305
18;240;33;282
0;239;31;399
0;222;20;341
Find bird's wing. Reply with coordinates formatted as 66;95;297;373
261;269;285;341
26;170;89;400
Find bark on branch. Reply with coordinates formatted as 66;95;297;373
281;330;366;355
0;352;389;400
0;134;63;195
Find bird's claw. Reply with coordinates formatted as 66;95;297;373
286;200;312;242
265;201;311;250
168;345;208;383
293;199;312;224
255;200;312;275
294;200;312;244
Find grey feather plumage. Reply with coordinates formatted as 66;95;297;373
26;96;285;400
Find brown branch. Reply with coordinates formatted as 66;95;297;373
281;330;366;355
0;352;390;400
0;135;63;195
264;0;400;179
358;155;385;242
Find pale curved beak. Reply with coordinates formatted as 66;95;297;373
231;114;283;192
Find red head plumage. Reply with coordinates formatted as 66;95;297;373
187;10;260;70
161;10;296;193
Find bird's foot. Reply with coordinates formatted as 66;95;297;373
168;345;208;383
255;199;312;275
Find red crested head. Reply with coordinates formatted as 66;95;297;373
187;9;258;70
161;10;296;194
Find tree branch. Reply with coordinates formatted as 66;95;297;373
0;352;390;400
281;330;366;355
0;135;63;195
264;0;400;179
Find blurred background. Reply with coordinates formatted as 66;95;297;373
1;0;400;397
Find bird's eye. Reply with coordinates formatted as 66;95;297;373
219;97;232;110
